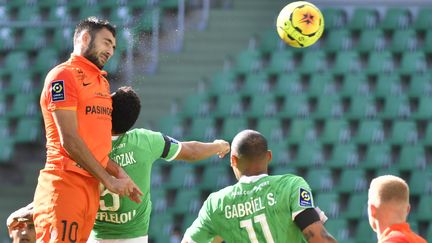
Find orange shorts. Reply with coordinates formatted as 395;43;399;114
33;168;100;243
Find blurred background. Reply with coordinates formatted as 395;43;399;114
0;0;431;242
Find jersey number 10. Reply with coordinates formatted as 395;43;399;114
240;214;275;243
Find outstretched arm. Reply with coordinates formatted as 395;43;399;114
175;139;230;162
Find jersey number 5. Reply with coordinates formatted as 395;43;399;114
240;214;275;243
100;188;120;211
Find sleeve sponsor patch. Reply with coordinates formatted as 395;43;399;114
51;80;65;102
299;188;313;207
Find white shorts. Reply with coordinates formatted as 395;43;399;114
87;235;148;243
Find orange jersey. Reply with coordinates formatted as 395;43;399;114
379;223;427;243
40;54;112;177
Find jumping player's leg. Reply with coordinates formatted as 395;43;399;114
33;169;99;243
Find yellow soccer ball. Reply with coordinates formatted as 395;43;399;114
276;1;324;48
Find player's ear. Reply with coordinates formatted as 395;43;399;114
81;30;91;47
230;154;238;167
267;150;272;163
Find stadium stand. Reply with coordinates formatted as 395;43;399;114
1;0;432;242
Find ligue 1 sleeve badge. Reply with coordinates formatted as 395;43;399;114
51;80;65;102
299;188;313;207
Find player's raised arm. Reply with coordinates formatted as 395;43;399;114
175;139;230;162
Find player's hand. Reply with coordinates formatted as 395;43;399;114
7;203;33;231
106;175;143;204
213;139;230;158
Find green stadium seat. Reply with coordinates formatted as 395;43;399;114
78;5;102;21
366;51;394;75
314;192;340;218
245;94;276;118
413;97;432;120
360;144;391;169
220;117;248;140
374;73;402;97
47;6;72;23
398;145;426;172
278;94;310;118
160;0;179;9
271;164;297;175
356;29;385;54
200;164;231;191
265;49;294;75
297;50;326;74
389;121;418;145
324;219;349;241
3;72;33;96
427;224;432;242
157;115;184;138
390;29;417;54
312;95;343;119
413;8;432;32
110;6;133;25
307;73;335;98
134;8;159;32
165;164;197;189
172;189;201;214
151;187;167;212
305;168;333;192
0;118;10;139
52;27;73;51
187;117;215;141
408;171;432;196
269;143;290;167
380;8;411;31
7;96;38;119
355;221;376;243
331;51;361;75
291;142;323;168
179;94;210;118
0;96;5;116
213;94;243;117
340;74;370;98
0;139;14;163
149;213;173;241
343;194;368;220
234;49;262;74
18;28;47;51
380;96;411;119
273;73;302;97
323;29;352;53
423;122;432;145
346;96;376;119
14;117;42;143
17;5;41;22
399;51;427;75
240;72;269;96
33;48;60;74
375;167;401;177
321;8;346;29
4;51;29;73
151;164;163;188
207;71;237;96
327;144;359;169
348;8;379;31
335;169;367;193
256;118;283;143
258;29;284;54
320;119;351;144
407;73;432;97
286;119;316;145
0;27;16;51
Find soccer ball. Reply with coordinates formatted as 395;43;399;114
276;1;324;48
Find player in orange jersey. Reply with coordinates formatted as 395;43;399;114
34;17;142;243
368;175;427;243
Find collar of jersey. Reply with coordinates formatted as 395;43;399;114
239;174;268;184
70;54;108;76
112;135;119;141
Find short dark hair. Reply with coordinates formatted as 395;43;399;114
74;16;116;42
111;86;141;134
232;130;268;160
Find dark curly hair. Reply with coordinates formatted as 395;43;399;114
74;16;116;43
111;86;141;134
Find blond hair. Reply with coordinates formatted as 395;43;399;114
369;175;409;205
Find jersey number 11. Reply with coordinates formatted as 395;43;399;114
240;214;275;243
